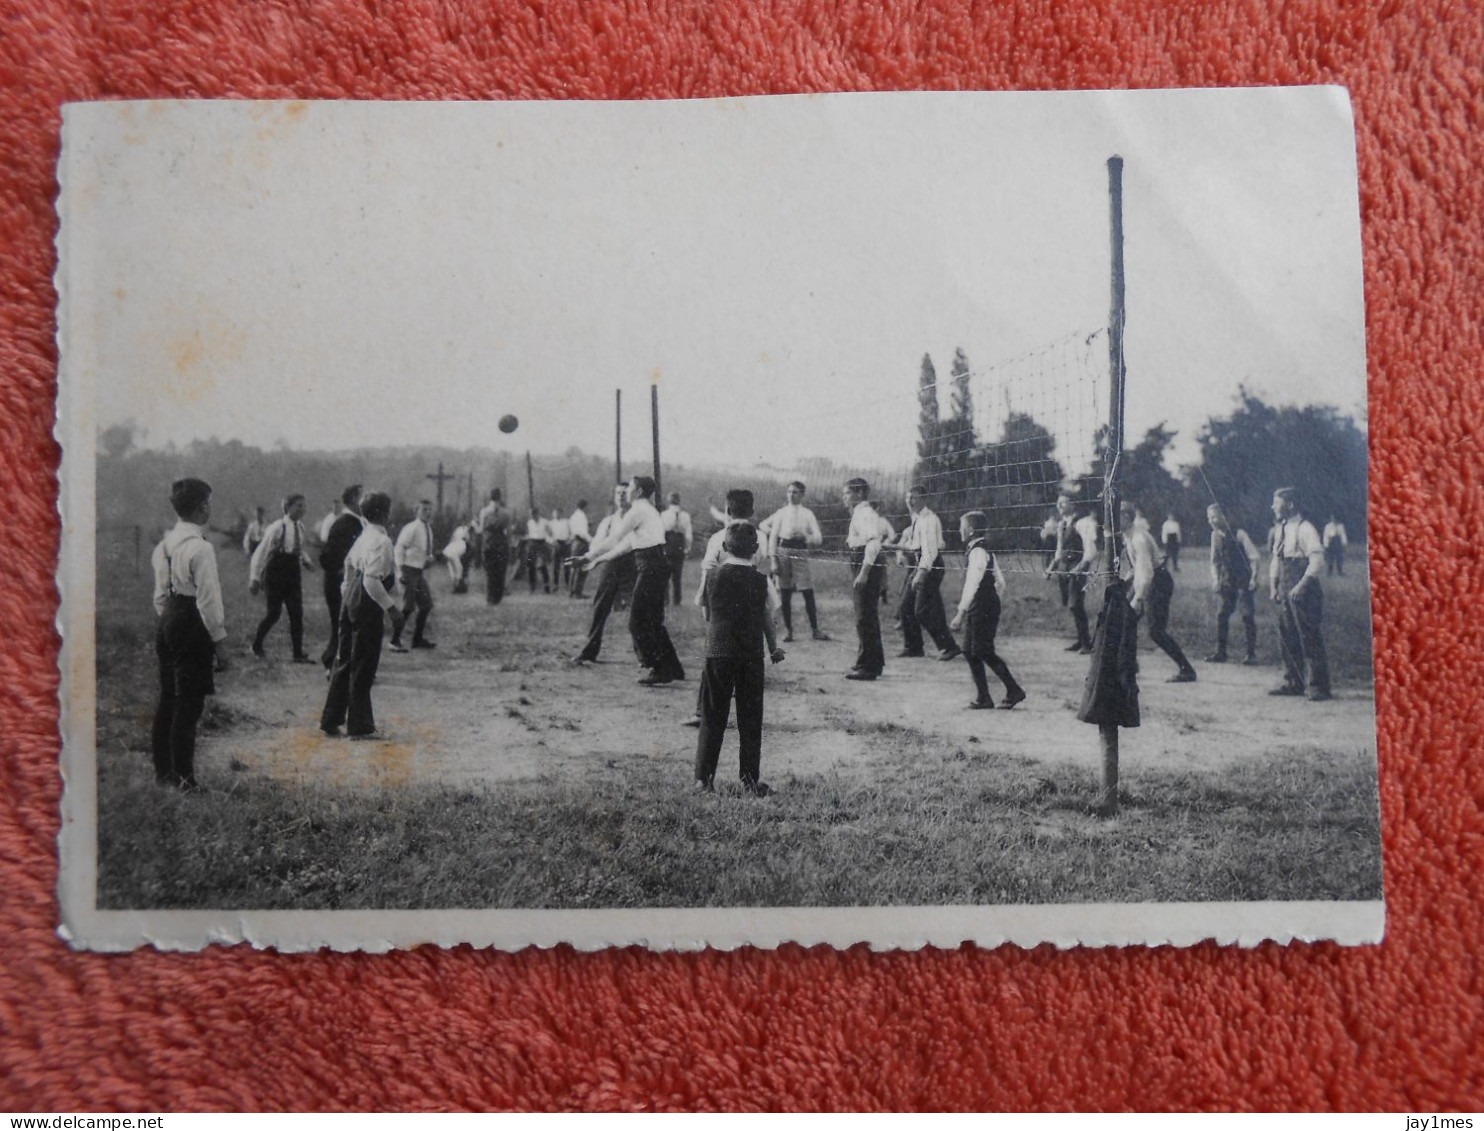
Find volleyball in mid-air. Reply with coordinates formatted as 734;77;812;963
498;414;519;434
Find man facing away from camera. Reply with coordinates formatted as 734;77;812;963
151;477;230;790
1120;500;1198;684
475;488;512;605
318;484;364;671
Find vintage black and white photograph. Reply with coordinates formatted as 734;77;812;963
56;90;1382;950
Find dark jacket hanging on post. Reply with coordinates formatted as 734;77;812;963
1078;580;1141;729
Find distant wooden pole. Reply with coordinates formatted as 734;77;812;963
650;375;661;495
525;451;535;513
615;389;623;485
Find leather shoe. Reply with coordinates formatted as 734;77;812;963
967;697;995;710
999;688;1027;710
811;630;831;641
845;671;878;681
938;647;963;662
1205;652;1228;663
896;649;925;659
1168;669;1198;683
1268;684;1305;696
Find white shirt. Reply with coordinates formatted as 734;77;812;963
443;525;469;559
660;505;694;551
761;503;823;553
394;518;436;571
845;502;885;567
957;543;1007;613
1270;516;1325;585
524;517;550;543
906;507;947;571
249;516;310;585
549;517;572;542
242;520;265;554
318;510;341;542
343;523;398;611
1054;514;1100;570
1118;526;1162;603
569;509;591;542
591;497;665;554
152;521;227;642
1323;521;1349;547
1161;518;1182;541
697;522;779;610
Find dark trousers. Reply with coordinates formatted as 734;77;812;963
395;566;433;644
552;540;571;594
851;553;886;675
1325;542;1345;575
899;565;957;654
569;538;589;597
320;569;344;668
322;602;385;736
1057;571;1091;647
578;553;636;662
1276;561;1331;696
964;590;1022;704
778;589;819;635
666;547;687;605
153;596;214;787
630;546;685;679
695;657;764;786
1215;586;1257;658
254;555;304;656
1165;538;1181;571
525;544;550;593
1142;566;1194;673
484;547;508;604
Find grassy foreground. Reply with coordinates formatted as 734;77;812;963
97;726;1381;911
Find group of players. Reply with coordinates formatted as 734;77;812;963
150;472;1344;795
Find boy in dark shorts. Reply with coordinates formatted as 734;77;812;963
695;523;785;796
949;510;1026;711
151;477;230;790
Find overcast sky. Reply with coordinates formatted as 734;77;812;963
68;89;1366;475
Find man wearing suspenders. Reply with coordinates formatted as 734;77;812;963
1269;487;1333;701
151;478;229;790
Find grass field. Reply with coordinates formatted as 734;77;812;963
93;536;1382;911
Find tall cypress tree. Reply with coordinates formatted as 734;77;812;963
916;353;940;461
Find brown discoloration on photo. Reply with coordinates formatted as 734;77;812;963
284;101;309;123
162;312;244;403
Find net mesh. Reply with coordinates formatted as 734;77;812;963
717;329;1113;575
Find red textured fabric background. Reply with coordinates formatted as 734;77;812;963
3;1;1481;1112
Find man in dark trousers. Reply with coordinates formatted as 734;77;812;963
573;483;637;665
694;522;785;795
318;484;364;671
843;477;887;681
1045;493;1098;654
896;482;962;661
151;477;230;790
1120;500;1198;683
1270;487;1333;701
391;498;437;651
250;493;316;662
476;488;512;605
1205;503;1260;665
660;491;694;605
322;491;406;739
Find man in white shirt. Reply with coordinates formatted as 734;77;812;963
1045;493;1098;653
475;489;512;605
1206;503;1260;665
548;508;573;596
321;490;406;739
1161;513;1183;572
523;509;552;594
843;477;887;681
317;499;344;544
1119;500;1198;683
759;480;829;643
242;506;266;558
391;499;437;651
660;492;695;606
1269;488;1332;700
567;500;592;598
585;476;686;685
574;485;637;663
896;483;961;661
1323;515;1349;576
249;493;316;663
152;477;230;790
